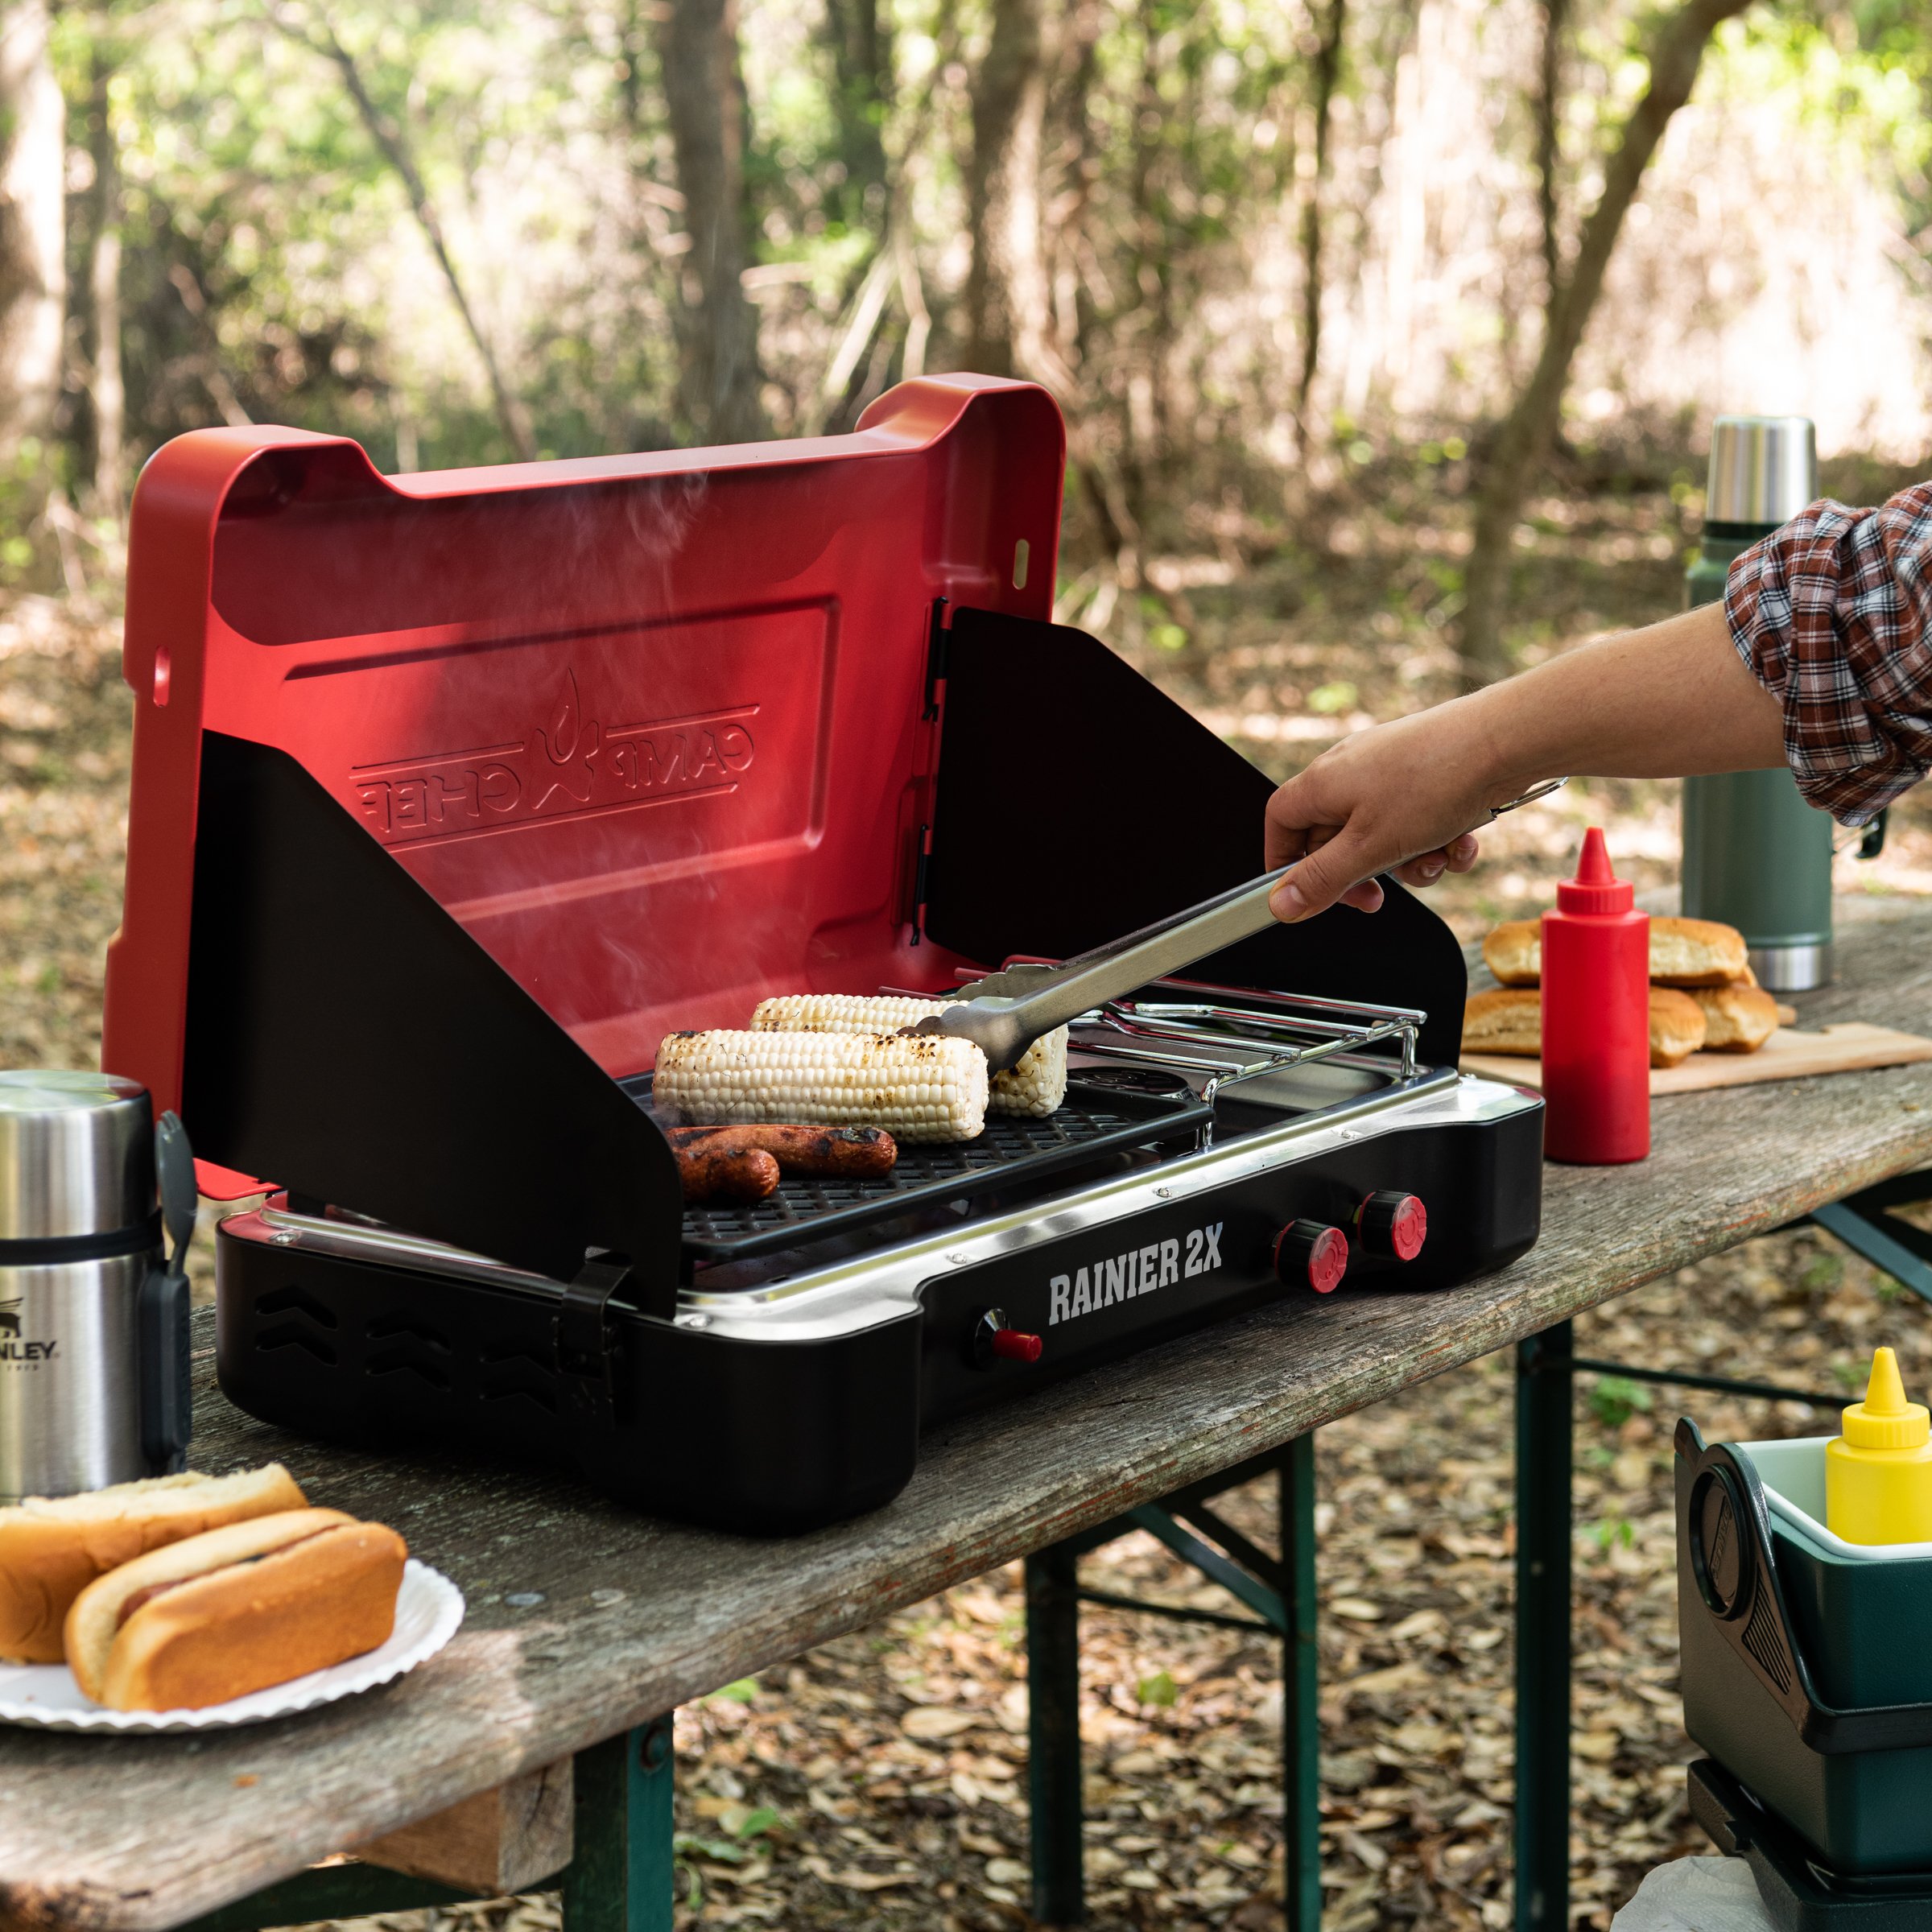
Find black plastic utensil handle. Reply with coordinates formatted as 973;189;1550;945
139;1262;192;1472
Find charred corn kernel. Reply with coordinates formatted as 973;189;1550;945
655;1029;988;1142
749;993;1069;1117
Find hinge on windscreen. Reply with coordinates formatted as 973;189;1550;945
923;597;951;720
909;822;932;947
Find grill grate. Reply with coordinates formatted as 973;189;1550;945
624;1076;1208;1264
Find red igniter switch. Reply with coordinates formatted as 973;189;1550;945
972;1308;1043;1368
1274;1220;1349;1294
1356;1191;1426;1261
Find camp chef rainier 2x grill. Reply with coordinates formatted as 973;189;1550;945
101;375;1542;1534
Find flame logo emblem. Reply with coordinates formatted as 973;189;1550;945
533;671;601;810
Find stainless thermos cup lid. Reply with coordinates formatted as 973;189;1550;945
0;1071;155;1241
1707;416;1817;527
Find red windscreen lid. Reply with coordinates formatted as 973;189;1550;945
101;378;1069;1190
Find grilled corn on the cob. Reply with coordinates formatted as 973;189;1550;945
655;1029;988;1142
749;993;1068;1118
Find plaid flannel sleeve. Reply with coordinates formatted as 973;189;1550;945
1725;480;1932;826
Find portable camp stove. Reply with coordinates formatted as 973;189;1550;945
102;375;1542;1531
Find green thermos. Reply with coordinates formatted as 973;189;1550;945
1681;416;1842;991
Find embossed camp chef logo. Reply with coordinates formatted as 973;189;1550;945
0;1296;56;1365
350;671;757;844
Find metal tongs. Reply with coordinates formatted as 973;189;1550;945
909;777;1568;1070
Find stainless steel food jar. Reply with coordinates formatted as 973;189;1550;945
0;1071;190;1503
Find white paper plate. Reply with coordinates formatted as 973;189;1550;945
0;1558;463;1734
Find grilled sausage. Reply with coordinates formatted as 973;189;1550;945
665;1123;898;1179
675;1145;781;1204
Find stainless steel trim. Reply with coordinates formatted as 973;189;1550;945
224;1070;1539;1352
248;1205;568;1297
0;1071;153;1241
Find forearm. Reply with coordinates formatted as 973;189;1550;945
1263;601;1785;920
1471;601;1785;799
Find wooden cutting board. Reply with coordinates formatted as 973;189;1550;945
1461;1022;1932;1096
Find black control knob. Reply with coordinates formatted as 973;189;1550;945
1274;1220;1349;1294
1357;1191;1427;1261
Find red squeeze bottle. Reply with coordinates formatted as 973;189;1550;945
1541;828;1649;1164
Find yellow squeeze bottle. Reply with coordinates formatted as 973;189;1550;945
1825;1348;1932;1545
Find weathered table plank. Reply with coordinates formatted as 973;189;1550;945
5;898;1931;1932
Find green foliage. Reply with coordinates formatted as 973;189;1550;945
1587;1374;1653;1429
23;0;1932;528
1591;1515;1635;1553
1800;1252;1845;1293
1137;1668;1179;1707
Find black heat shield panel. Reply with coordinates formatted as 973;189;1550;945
182;732;683;1309
923;607;1467;1069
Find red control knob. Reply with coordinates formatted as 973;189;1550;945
992;1327;1043;1363
1357;1191;1427;1261
1274;1220;1350;1294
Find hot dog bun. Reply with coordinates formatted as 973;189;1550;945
1463;987;1542;1055
1690;982;1780;1053
1463;986;1707;1067
0;1464;308;1664
1649;918;1750;987
1648;987;1707;1066
66;1508;407;1710
1481;922;1542;988
1480;915;1752;989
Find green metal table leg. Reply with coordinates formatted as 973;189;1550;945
1027;1542;1085;1925
1281;1433;1321;1932
564;1715;675;1932
1515;1322;1572;1932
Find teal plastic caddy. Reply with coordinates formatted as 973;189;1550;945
1677;1418;1932;1876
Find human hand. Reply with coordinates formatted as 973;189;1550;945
1263;701;1505;921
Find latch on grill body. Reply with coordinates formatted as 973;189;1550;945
555;1249;633;1429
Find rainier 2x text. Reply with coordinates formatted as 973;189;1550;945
1048;1223;1224;1326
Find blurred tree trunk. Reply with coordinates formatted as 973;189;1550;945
823;0;889;223
84;41;125;518
817;0;896;430
0;0;66;488
1535;0;1567;328
964;0;1061;387
1046;0;1101;374
1459;0;1751;687
1294;0;1347;446
656;0;769;444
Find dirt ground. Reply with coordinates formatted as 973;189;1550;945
5;466;1930;1929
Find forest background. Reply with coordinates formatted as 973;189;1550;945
1;0;1930;689
3;2;1932;1928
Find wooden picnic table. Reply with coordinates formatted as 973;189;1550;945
6;896;1932;1932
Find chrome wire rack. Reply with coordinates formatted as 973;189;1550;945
1074;985;1426;1105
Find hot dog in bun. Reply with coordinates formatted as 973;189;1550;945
64;1508;407;1711
0;1464;308;1664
